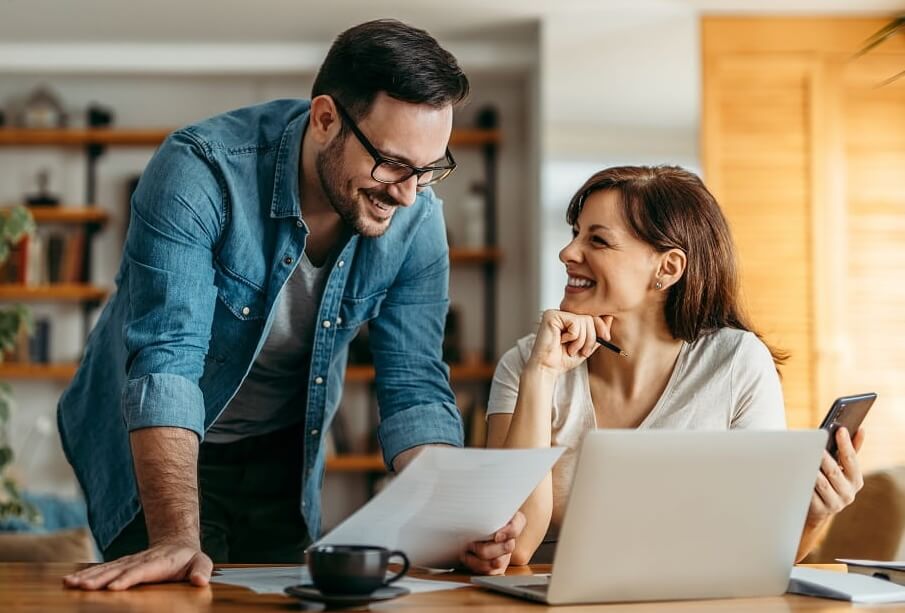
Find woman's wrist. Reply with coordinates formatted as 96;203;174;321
524;359;561;382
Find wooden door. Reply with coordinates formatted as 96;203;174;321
703;18;905;468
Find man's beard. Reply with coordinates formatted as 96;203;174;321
316;135;398;238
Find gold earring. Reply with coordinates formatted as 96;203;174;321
655;280;663;290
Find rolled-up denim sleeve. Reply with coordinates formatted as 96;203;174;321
120;130;222;438
371;195;464;468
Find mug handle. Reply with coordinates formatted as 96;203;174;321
383;550;410;585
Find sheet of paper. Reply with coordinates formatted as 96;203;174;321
838;559;905;571
211;566;467;594
317;446;564;566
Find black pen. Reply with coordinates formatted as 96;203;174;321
596;336;629;358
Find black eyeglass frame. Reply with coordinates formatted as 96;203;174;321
334;101;457;187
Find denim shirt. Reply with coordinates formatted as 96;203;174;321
57;99;464;550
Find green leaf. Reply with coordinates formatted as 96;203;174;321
0;205;35;265
0;447;11;470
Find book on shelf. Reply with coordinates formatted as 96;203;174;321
3;325;30;363
0;228;87;285
28;319;51;363
0;235;29;283
1;318;51;365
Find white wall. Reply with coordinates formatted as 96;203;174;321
537;10;701;310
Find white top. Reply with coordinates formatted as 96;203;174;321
486;327;786;537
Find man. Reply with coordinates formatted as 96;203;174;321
59;19;522;590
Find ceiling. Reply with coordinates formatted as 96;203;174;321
3;0;903;43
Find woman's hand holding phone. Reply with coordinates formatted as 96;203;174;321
806;427;866;527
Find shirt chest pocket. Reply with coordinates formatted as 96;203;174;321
337;291;387;330
214;268;267;322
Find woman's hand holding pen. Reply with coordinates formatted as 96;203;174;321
527;310;614;376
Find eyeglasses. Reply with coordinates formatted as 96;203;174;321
334;101;457;187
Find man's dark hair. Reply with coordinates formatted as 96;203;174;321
312;19;469;121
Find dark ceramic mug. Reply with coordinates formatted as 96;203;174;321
306;544;410;595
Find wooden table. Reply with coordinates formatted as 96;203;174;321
2;563;903;612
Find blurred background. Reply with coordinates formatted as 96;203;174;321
1;0;904;562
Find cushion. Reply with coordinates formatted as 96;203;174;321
0;527;95;562
806;466;905;562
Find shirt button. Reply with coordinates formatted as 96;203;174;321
337;260;345;268
322;320;331;328
336;317;343;325
314;376;324;385
296;220;304;228
241;306;251;316
302;501;307;508
284;256;293;265
310;429;319;436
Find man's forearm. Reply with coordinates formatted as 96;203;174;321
130;427;201;547
391;443;454;473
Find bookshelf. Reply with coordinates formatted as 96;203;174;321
0;204;111;371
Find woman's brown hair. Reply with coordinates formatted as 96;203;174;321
566;165;786;368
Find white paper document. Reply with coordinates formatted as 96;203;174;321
837;559;905;571
788;567;905;604
211;566;467;595
317;446;565;566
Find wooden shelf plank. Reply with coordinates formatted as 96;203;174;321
0;128;170;147
0;284;108;302
449;129;502;146
0;363;78;381
346;362;496;383
325;454;386;472
6;206;110;225
0;127;500;148
0;360;495;385
449;247;503;264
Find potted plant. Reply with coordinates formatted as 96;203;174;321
0;205;38;525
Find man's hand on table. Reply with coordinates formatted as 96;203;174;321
62;537;212;591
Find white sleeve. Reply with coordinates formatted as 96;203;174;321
730;333;787;429
486;343;528;417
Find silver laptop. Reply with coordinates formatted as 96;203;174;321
472;430;826;605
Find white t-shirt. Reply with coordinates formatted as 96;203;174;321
487;327;786;539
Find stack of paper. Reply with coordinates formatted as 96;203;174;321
789;567;905;603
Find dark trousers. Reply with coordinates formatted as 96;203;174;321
103;424;311;563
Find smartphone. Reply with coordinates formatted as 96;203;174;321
818;393;877;459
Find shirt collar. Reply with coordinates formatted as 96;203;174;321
270;110;308;220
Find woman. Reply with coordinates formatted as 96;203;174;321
486;166;864;568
